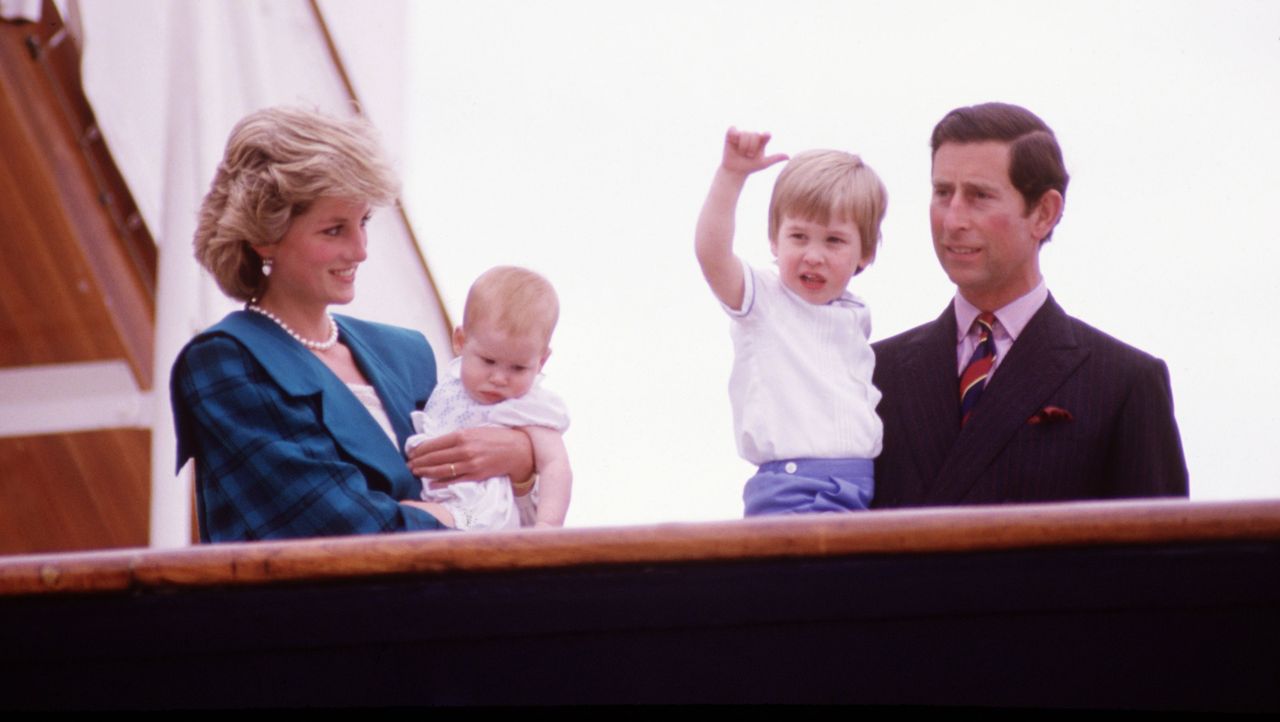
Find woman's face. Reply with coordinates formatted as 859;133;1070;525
258;196;371;312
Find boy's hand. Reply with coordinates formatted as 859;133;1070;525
721;127;789;177
695;126;787;311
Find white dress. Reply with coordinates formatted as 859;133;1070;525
405;358;569;530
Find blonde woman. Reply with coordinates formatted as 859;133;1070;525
171;107;532;541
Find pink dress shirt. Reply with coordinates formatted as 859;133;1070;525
954;280;1049;377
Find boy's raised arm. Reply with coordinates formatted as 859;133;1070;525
694;127;788;311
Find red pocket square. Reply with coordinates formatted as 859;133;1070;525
1028;405;1074;425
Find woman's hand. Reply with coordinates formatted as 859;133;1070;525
407;426;534;485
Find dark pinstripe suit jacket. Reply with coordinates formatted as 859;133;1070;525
172;311;444;541
871;295;1188;507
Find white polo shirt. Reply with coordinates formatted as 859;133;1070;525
725;261;883;466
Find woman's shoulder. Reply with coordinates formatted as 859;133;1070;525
171;311;324;398
178;310;275;354
172;311;436;399
334;314;435;387
333;314;432;356
177;311;430;361
172;312;258;375
335;314;435;378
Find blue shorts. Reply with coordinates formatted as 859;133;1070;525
743;458;875;517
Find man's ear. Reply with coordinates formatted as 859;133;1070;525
451;326;466;356
1031;189;1065;242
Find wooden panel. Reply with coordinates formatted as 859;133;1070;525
0;7;155;554
0;430;150;554
0;10;155;386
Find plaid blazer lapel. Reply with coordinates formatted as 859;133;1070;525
335;315;420;451
216;312;414;488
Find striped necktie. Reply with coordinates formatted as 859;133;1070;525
959;312;997;427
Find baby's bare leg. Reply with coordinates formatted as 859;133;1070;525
420;501;455;528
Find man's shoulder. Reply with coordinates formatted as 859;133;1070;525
872;313;950;359
1057;308;1166;369
874;319;941;347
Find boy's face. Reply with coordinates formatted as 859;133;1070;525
452;323;550;405
770;214;866;305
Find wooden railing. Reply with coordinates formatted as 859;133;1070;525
3;497;1279;596
2;499;1278;709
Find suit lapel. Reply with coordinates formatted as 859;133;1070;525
927;296;1089;503
216;312;410;485
895;306;963;485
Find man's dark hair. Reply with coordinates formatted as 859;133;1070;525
931;102;1069;241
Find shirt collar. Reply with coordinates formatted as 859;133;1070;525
953;279;1049;342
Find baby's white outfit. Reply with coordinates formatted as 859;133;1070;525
406;358;569;530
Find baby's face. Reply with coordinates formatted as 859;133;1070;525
453;323;549;405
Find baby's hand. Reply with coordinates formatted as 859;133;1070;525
721;127;788;177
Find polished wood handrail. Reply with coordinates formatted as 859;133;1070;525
3;498;1278;597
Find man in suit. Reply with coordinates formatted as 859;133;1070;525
872;102;1188;507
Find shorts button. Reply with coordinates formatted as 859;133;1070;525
784;462;797;474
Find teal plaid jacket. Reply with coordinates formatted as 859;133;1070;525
171;311;444;541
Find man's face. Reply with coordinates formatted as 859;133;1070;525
930;141;1052;311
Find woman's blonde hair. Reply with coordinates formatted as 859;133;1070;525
193;106;400;301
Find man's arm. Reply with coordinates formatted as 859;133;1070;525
695;127;788;311
1105;358;1190;498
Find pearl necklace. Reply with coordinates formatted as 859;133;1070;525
246;303;339;351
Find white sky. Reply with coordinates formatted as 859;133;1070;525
402;0;1280;526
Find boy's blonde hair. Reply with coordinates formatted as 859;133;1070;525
767;150;887;264
194;106;400;301
463;266;560;346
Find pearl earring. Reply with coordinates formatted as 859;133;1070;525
262;258;274;277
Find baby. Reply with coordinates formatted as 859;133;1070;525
406;266;571;529
695;127;887;516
